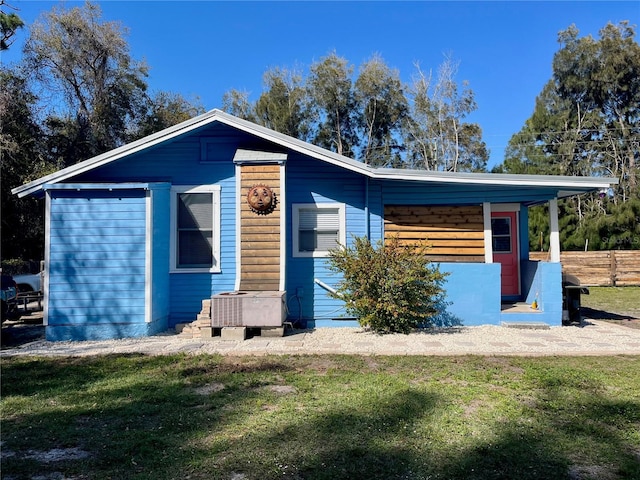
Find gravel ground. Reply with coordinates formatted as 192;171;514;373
2;319;640;357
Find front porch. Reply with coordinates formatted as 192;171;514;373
436;260;562;327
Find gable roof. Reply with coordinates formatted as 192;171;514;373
12;108;617;198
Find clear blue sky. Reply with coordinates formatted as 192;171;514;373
3;1;639;169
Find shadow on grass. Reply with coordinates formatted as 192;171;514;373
0;355;296;479
188;364;640;480
581;306;639;321
2;356;639;480
244;390;571;480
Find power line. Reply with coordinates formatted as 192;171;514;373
482;124;640;138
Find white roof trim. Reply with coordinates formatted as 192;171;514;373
13;109;220;198
12;108;618;198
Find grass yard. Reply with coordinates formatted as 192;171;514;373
581;286;640;329
1;354;639;480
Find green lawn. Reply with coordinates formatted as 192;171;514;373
581;286;640;317
581;286;640;329
2;354;639;480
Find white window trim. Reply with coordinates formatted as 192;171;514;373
170;185;221;273
292;203;346;258
491;216;513;254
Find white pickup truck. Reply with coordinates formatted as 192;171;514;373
13;272;43;293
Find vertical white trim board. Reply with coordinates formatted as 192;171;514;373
483;202;493;263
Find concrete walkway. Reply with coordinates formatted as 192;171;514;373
2;318;640;358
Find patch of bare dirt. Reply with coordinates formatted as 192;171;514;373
265;385;297;395
568;464;618;480
24;447;91;463
194;383;225;395
294;356;341;375
462;399;485;417
600;318;640;330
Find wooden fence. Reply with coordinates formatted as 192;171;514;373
529;250;640;286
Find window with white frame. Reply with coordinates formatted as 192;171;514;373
293;203;345;257
170;185;221;272
491;217;512;253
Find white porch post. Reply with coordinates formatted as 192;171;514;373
483;202;493;263
549;197;561;262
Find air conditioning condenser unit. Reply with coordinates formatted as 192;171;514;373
211;291;286;328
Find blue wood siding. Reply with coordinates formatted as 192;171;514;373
149;185;170;334
71;125;245;326
47;189;148;340
285;154;366;327
168;177;236;326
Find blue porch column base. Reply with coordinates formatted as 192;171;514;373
434;263;502;327
502;261;563;326
302;262;563;329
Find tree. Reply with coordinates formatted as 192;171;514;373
3;1;203;263
307;52;358;157
553;23;640;201
504;22;640;198
254;67;311;141
354;55;409;166
222;89;257;123
0;69;50;261
405;56;488;172
24;1;149;163
221;52;485;171
0;0;23;51
130;91;205;140
498;22;640;250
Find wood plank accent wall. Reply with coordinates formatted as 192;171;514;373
384;205;485;262
239;165;281;291
530;250;640;286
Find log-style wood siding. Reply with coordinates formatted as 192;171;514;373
384;205;485;262
240;165;281;290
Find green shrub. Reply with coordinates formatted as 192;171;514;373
328;235;448;334
0;259;35;275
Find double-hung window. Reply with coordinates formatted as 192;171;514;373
293;203;345;257
170;185;221;272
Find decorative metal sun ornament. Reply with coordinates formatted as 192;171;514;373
247;184;276;215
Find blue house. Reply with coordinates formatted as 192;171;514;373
13;110;616;341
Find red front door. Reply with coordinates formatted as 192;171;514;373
491;211;520;297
